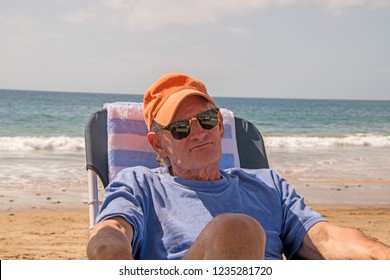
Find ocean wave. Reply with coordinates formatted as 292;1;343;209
0;136;85;152
264;134;390;148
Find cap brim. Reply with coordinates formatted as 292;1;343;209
154;89;216;127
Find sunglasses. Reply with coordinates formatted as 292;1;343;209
162;108;220;140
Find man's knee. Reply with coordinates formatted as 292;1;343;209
212;213;265;240
184;213;266;259
206;213;266;259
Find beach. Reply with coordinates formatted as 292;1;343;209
1;166;390;260
1;148;390;260
1;202;389;260
1;150;389;260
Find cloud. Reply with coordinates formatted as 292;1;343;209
62;8;96;23
0;15;38;44
311;0;390;15
61;0;390;29
225;27;251;37
0;14;37;31
61;0;295;29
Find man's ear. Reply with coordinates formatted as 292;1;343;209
147;132;168;157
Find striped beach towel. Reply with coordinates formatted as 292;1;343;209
105;102;240;182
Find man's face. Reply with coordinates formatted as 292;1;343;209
153;96;224;177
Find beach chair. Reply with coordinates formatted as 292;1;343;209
85;102;269;230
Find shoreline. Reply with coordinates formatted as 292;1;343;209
1;203;389;260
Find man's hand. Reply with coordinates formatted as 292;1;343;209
297;221;390;259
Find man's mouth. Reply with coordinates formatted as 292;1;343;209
190;142;212;151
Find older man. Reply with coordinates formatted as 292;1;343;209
87;73;390;260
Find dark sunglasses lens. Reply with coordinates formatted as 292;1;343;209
198;110;219;130
169;121;190;140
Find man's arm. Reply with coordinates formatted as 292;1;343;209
87;217;134;260
296;221;390;260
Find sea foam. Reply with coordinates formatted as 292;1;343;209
0;136;85;152
1;133;389;152
264;134;390;149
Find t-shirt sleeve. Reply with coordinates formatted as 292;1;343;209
271;171;325;259
95;167;152;255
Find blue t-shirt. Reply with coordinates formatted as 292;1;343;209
96;167;324;260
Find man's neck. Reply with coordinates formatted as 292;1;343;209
169;166;221;181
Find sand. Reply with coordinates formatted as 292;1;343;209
0;208;89;260
1;203;389;260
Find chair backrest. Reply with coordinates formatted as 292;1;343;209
85;104;269;188
104;103;242;182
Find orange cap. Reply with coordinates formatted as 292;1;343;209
143;73;216;131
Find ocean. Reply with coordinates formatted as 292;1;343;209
1;89;389;208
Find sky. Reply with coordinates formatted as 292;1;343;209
1;0;390;100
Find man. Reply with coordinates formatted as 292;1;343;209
87;73;390;260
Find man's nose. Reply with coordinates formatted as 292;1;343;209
188;118;206;138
